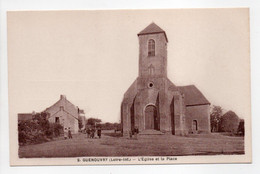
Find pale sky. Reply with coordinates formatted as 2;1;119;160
8;9;250;123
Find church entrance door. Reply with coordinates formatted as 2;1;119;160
145;105;158;130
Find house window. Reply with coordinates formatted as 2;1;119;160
55;117;60;124
60;106;64;110
148;39;155;56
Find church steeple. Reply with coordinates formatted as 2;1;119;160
137;22;168;78
137;22;168;42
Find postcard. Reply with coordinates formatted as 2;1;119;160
8;8;251;165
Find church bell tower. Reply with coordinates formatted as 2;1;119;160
121;22;208;136
137;22;168;78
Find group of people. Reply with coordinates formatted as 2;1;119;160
63;127;102;139
129;127;139;139
64;127;73;139
86;127;102;139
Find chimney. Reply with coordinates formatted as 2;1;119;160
60;95;66;100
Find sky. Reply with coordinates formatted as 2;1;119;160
8;9;250;123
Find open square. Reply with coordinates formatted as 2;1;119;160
19;131;244;158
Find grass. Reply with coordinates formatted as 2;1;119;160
19;130;244;158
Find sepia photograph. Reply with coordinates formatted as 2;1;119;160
8;8;251;165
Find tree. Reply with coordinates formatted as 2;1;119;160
114;123;122;132
97;122;122;130
86;118;102;127
219;111;240;133
210;105;223;132
237;119;244;136
18;112;63;145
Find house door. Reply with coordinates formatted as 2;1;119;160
145;105;157;129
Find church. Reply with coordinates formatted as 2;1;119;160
121;23;211;136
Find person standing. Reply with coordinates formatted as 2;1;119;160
90;128;94;138
93;128;96;138
134;127;139;140
64;128;68;139
68;127;72;139
86;128;90;138
97;127;101;139
129;130;132;139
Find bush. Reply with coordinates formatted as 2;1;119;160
99;122;122;130
18;131;27;144
50;123;63;137
219;111;240;134
18;112;63;146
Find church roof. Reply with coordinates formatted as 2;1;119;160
178;85;210;106
138;22;168;42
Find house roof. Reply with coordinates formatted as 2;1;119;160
44;95;81;120
18;113;33;121
137;22;168;42
177;85;210;106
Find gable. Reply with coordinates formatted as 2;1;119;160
44;95;79;120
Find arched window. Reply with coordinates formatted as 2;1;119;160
148;39;155;56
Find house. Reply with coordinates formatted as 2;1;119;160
44;95;85;134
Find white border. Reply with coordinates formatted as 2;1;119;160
1;0;260;174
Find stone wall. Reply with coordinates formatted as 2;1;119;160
185;104;210;133
138;33;167;78
48;109;79;134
